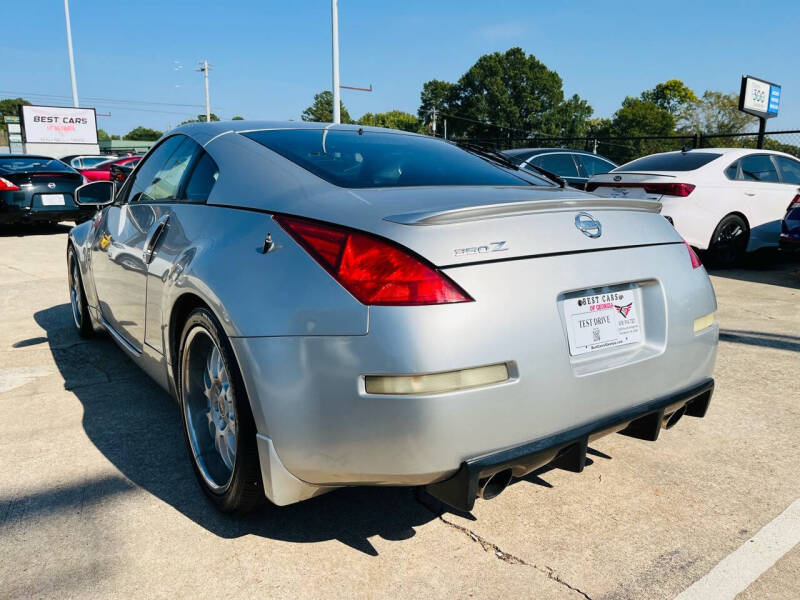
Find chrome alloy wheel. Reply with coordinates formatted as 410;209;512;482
70;259;83;330
182;328;237;492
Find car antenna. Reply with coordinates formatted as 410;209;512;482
681;145;692;153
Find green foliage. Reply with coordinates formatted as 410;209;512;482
685;90;758;135
302;91;353;124
96;128;111;142
358;110;422;132
124;126;163;141
417;48;592;138
180;113;220;125
641;79;698;128
417;80;456;120
0;97;30;117
232;115;244;120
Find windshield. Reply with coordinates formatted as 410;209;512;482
243;129;548;188
0;157;76;174
617;152;721;172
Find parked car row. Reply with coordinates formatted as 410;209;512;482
0;153;142;226
502;146;800;266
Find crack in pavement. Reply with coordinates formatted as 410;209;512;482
414;492;593;599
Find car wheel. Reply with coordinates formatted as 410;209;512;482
178;308;265;513
707;214;748;268
68;246;93;338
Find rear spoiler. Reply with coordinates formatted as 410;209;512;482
384;197;662;226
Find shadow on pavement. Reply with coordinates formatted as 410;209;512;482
705;249;800;289
30;303;440;556
719;329;800;352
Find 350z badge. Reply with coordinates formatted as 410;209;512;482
453;241;508;257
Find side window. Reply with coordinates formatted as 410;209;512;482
533;153;580;178
738;154;779;183
182;151;219;204
724;160;739;180
127;136;197;203
581;155;616;176
774;156;800;185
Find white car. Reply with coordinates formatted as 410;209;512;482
587;148;800;266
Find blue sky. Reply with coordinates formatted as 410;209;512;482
2;0;798;135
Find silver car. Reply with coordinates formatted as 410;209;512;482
68;122;718;513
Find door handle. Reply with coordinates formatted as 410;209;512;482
143;214;170;265
745;192;756;196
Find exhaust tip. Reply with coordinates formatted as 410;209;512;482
663;405;686;430
478;469;513;500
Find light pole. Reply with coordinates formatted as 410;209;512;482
331;0;340;124
63;0;79;107
198;60;211;122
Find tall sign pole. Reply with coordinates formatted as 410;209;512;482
331;0;341;124
63;0;79;107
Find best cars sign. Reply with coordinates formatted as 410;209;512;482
20;105;98;144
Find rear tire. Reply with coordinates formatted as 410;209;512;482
68;246;93;338
178;308;265;513
707;214;748;268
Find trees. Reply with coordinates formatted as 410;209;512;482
0;97;30;118
180;113;220;125
416;48;593;138
97;128;111;141
685;90;757;135
124;126;163;141
358;110;421;132
302;91;353;124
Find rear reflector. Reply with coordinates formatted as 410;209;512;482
0;177;20;191
787;194;800;212
684;241;702;269
693;313;715;333
274;215;472;306
365;363;509;395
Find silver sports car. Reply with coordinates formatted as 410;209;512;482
68;122;718;513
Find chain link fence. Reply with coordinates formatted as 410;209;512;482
453;130;800;164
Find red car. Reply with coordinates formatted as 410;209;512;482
79;155;141;182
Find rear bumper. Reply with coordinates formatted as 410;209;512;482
425;378;714;511
779;234;800;250
0;203;91;224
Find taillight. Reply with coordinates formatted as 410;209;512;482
643;183;695;197
0;177;20;191
684;241;702;269
274;215;472;306
787;194;800;212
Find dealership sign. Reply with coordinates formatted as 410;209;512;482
20;105;98;144
739;76;780;119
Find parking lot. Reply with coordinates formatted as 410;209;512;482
1;225;798;599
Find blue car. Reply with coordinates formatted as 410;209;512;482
780;194;800;251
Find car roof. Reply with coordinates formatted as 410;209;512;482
632;148;799;161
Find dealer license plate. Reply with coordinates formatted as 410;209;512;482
563;289;642;356
41;194;65;206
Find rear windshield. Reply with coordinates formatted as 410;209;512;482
243;129;544;188
0;157;75;174
617;152;721;172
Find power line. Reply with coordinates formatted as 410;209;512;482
0;90;217;109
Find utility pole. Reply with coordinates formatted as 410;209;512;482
331;0;341;124
197;60;212;123
63;0;79;107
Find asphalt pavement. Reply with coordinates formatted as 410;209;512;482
1;224;798;599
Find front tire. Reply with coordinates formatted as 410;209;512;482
178;308;265;513
707;214;749;268
68;246;93;338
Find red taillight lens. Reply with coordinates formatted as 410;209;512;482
684;241;702;269
274;215;473;306
0;176;20;191
643;183;695;197
787;194;800;212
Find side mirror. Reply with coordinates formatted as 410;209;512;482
75;180;116;207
